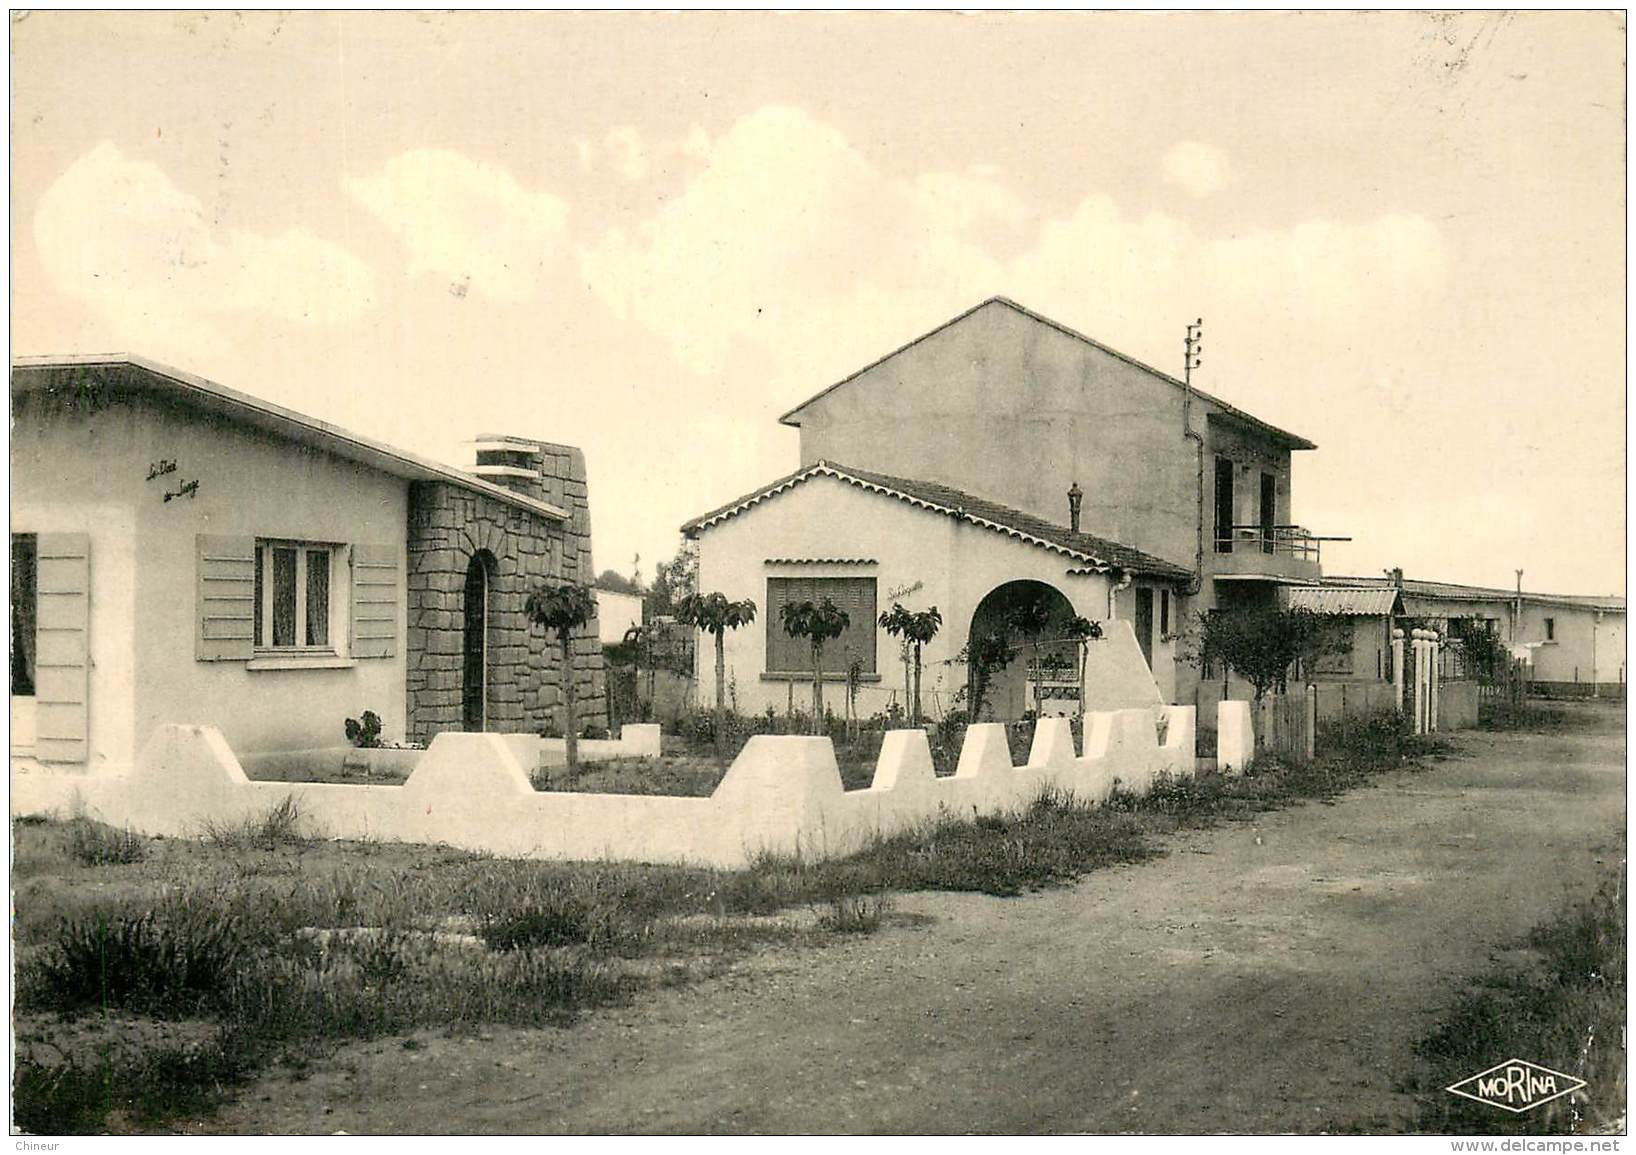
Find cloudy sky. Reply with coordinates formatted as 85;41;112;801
11;11;1625;595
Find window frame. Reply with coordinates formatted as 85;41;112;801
1543;617;1556;642
254;538;343;656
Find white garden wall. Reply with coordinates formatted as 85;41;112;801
12;711;1195;870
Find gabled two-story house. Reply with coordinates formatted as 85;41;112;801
682;297;1337;721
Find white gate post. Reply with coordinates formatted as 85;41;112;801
1391;628;1406;715
1304;683;1317;761
1428;630;1441;733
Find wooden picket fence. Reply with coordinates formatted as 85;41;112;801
1254;691;1315;760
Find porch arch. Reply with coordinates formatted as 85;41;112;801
966;579;1079;721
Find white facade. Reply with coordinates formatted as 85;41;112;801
692;472;1179;719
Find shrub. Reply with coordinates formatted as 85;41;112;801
14;1032;254;1135
25;894;250;1018
200;795;307;851
817;894;890;934
344;710;383;748
67;818;148;866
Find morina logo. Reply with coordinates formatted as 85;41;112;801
1445;1059;1587;1114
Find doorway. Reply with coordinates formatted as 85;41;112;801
461;551;494;731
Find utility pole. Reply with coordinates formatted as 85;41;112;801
1182;318;1205;596
1513;569;1524;643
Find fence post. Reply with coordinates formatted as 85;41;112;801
1391;628;1405;715
1428;631;1441;733
1304;684;1317;760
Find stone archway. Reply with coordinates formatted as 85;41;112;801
966;580;1078;721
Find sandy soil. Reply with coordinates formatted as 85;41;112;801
206;709;1624;1135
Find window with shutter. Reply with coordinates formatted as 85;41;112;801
196;534;256;661
765;576;877;675
35;532;90;763
351;543;399;659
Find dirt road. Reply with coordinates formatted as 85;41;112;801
213;713;1625;1134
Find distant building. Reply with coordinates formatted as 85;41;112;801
593;587;644;645
1314;572;1625;696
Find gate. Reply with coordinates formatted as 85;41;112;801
1255;691;1314;760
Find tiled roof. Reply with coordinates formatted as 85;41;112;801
682;461;1194;581
1284;586;1402;616
1320;574;1625;613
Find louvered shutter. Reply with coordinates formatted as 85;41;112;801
350;544;399;658
196;534;256;661
35;532;90;763
765;576;877;674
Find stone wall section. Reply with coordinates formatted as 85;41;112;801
404;437;605;744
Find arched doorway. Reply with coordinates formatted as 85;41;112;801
966;580;1079;721
461;551;496;731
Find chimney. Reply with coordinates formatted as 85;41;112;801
1067;482;1083;533
472;434;545;497
1390;567;1403;588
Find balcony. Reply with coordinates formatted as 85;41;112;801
1209;524;1346;584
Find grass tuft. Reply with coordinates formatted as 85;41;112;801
67;818;149;866
199;795;308;851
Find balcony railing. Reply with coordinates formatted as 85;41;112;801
1214;524;1349;567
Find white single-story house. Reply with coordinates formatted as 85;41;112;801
10;355;606;776
593;587;645;645
681;461;1191;721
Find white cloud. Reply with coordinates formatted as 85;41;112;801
1162;141;1231;198
578;106;1021;380
33;141;374;347
345;148;568;302
577;106;1446;406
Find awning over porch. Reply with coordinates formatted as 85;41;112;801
1282;586;1403;616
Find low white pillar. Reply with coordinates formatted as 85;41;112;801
1304;684;1318;761
1217;700;1254;775
1427;631;1441;733
1391;628;1406;714
620;723;663;758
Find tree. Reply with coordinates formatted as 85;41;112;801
674;591;758;761
1448;617;1508;686
646;541;698;620
1004;597;1056;717
879;603;943;726
960;629;1015;722
595;568;643;595
1062;616;1104;719
525;580;598;771
780;598;850;734
1188;606;1350;700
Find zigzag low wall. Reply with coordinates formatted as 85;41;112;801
11;709;1195;869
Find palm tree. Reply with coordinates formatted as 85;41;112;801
675;591;757;761
780;598;850;734
879;603;942;726
525;580;597;772
1063;615;1104;720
